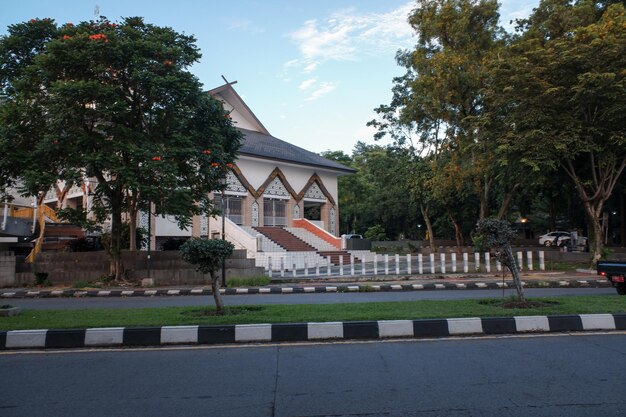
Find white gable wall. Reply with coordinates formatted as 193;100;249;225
236;156;339;203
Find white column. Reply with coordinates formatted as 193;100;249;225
293;263;297;277
350;255;355;276
439;253;445;274
451;253;457;273
268;257;273;278
395;254;400;275
361;255;367;275
407;254;412;275
384;254;389;275
484;252;491;273
463;253;469;273
430;253;436;274
339;256;344;276
418;254;423;274
327;256;332;276
496;259;502;272
31;195;37;233
316;261;320;277
304;262;309;277
539;251;545;271
1;201;8;231
526;251;533;271
280;257;285;277
374;254;378;275
517;251;523;271
474;252;480;271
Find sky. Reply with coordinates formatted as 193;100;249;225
1;0;539;155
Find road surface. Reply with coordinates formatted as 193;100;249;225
1;333;624;416
6;287;617;310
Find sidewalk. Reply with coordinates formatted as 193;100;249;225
0;270;610;299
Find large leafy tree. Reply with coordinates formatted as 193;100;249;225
400;0;509;220
496;0;626;263
0;17;241;279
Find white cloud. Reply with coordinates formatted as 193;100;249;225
305;81;338;101
287;2;415;70
298;78;317;90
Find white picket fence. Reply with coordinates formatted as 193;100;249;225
265;251;545;278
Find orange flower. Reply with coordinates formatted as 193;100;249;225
202;149;211;155
152;156;161;161
66;23;74;27
226;163;234;168
63;35;72;40
30;19;37;23
163;60;173;66
89;33;107;41
211;163;219;168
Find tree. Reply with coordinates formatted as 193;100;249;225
400;0;508;220
0;17;241;279
180;238;234;313
474;218;525;301
496;1;626;263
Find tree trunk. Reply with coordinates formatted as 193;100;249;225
210;271;224;313
109;192;124;281
421;203;436;253
583;201;604;266
478;174;491;220
447;209;464;249
128;193;138;251
504;246;525;302
496;184;519;220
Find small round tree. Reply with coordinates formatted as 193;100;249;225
474;218;526;302
180;238;234;313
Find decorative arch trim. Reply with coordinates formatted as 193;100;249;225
255;167;298;199
297;173;335;206
229;165;257;196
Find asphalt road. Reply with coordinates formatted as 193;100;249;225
5;287;617;310
1;333;624;417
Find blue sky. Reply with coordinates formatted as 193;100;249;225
1;1;539;155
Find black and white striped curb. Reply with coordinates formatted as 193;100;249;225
1;313;625;350
0;279;611;299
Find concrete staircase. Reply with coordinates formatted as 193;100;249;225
317;250;354;265
252;226;365;266
253;227;316;252
285;227;338;251
241;226;285;252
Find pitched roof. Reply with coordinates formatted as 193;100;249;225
238;128;355;174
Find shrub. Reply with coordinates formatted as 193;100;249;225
180;238;235;313
34;272;51;287
364;225;387;241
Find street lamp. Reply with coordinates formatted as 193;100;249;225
219;176;227;287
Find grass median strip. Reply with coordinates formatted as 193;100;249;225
1;295;625;331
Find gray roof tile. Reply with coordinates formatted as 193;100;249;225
238;128;355;173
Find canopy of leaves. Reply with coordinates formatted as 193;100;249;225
180;238;234;275
474;217;517;251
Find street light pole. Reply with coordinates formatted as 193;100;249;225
219;178;227;287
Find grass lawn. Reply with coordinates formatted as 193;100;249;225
1;295;625;331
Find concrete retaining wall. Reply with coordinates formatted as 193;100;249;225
0;252;16;287
14;250;265;286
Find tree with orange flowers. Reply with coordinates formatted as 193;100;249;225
0;17;241;280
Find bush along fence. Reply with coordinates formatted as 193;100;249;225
265;251;547;279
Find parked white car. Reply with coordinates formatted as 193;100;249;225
538;231;586;248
